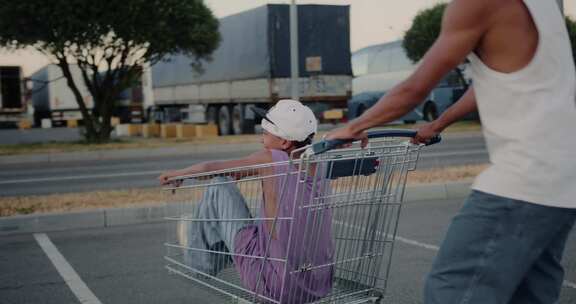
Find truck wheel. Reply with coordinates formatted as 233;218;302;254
206;105;219;125
424;103;438;122
355;104;366;118
231;105;243;135
232;104;255;135
218;106;232;135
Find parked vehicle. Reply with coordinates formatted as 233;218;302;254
149;4;353;135
30;64;145;127
0;66;27;128
347;40;469;123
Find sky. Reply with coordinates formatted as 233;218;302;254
0;0;574;76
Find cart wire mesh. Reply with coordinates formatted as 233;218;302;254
163;136;423;303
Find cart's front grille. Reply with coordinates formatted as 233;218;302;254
163;138;421;303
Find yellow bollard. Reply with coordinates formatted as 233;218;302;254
195;124;219;138
161;124;178;138
127;124;142;136
18;119;32;129
67;119;78;128
115;124;142;137
142;123;160;138
176;124;196;138
111;117;121;127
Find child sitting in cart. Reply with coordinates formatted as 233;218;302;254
159;100;334;303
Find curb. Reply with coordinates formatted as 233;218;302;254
0;205;166;236
0;182;472;236
404;181;472;202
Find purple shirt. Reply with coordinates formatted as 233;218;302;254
234;149;334;303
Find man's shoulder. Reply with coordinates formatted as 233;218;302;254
451;0;508;9
448;0;507;19
443;0;509;34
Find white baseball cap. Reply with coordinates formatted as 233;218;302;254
252;99;318;142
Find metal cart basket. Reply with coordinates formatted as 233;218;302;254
163;130;440;303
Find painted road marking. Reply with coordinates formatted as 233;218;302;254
394;235;576;290
34;233;103;304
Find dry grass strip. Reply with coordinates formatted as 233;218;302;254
407;164;488;184
0;188;165;217
0;164;488;217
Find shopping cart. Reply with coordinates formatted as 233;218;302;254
163;130;440;304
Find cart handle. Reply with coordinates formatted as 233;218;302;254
308;129;441;155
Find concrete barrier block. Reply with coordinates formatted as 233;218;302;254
18;119;32;129
176;124;196;138
127;124;142;136
142;124;160;138
111;117;121;127
66;119;78;128
117;124;143;136
323;109;344;120
161;124;178;138
195;124;218;138
41;119;52;129
116;124;129;136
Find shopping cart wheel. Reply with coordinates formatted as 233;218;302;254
372;290;384;304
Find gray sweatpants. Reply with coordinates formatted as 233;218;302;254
178;177;253;275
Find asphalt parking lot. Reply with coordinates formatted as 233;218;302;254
1;198;575;304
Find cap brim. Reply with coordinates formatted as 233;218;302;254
251;106;278;127
250;107;269;119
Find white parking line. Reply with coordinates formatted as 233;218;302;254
564;280;576;289
335;220;576;290
34;233;103;304
393;235;576;290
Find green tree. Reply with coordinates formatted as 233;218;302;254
402;3;576;90
402;3;470;88
403;6;576;88
402;3;446;66
0;0;220;142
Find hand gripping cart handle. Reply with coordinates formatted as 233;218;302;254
163;129;441;304
307;130;441;155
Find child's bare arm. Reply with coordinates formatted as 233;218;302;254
158;150;274;185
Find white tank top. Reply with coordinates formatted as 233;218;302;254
467;0;576;208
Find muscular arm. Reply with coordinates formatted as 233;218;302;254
434;87;477;131
158;150;273;185
412;87;478;143
331;0;495;139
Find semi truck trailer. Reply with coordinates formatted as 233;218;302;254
150;4;353;135
30;64;145;127
0;66;26;128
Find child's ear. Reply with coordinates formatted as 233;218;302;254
281;139;293;150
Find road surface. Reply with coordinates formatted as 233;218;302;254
0;133;488;197
1;198;574;304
